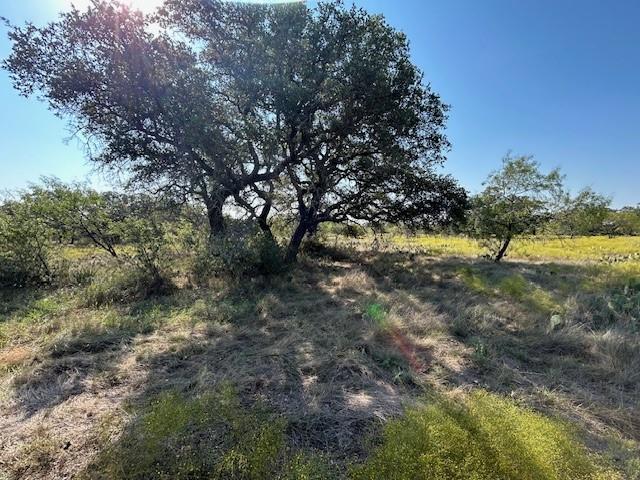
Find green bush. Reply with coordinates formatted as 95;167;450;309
190;221;286;282
0;199;55;286
351;391;620;480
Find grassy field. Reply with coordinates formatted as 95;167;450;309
0;235;639;479
379;234;640;262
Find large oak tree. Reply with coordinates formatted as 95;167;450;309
4;0;465;260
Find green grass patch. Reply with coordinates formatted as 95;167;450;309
363;302;389;330
457;266;492;295
351;391;621;480
498;274;528;300
457;267;562;315
89;385;331;480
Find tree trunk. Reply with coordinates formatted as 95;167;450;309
205;198;225;237
257;200;273;238
494;236;511;262
104;243;118;258
285;220;309;263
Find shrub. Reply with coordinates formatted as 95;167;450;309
83;266;173;307
255;232;288;275
76;214;176;305
117;216;172;280
0;198;55;286
189;221;286;283
351;391;620;480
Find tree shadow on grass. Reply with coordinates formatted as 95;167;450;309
127;265;418;455
6;294;192;417
4;250;638;478
359;250;640;441
69;260;440;479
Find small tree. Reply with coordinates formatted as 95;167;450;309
468;154;563;262
606;206;640;236
29;178;124;256
552;188;611;236
0;192;55;286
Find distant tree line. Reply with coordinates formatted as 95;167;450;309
1;170;636;286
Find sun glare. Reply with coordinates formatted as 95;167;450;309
56;0;165;14
56;0;303;12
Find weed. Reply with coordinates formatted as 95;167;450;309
363;302;388;329
470;338;492;371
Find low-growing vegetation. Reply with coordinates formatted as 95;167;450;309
352;391;620;480
89;386;292;480
1;233;638;479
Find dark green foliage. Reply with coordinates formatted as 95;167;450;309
190;221;286;281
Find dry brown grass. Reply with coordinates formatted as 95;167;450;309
0;346;32;371
0;244;638;479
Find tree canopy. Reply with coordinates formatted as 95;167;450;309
468;154;564;261
3;0;465;260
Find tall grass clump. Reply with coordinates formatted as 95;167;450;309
351;391;620;480
82;264;173;307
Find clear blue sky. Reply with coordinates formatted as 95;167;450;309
1;0;639;206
